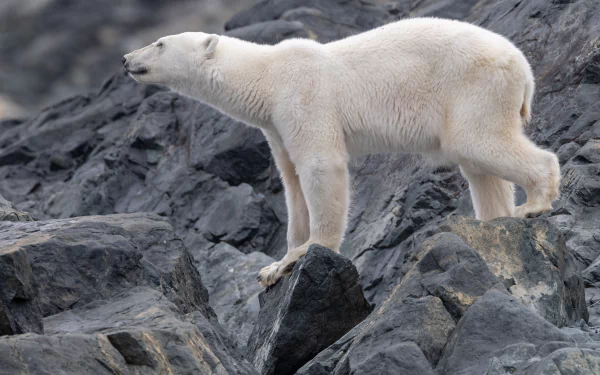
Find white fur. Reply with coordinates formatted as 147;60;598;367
124;17;560;287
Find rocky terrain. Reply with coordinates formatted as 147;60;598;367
0;0;256;118
1;0;600;374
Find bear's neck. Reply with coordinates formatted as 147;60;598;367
187;38;275;128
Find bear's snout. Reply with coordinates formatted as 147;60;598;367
122;54;148;76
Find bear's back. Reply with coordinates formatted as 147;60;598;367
325;17;520;72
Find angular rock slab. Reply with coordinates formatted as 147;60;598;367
0;193;33;222
440;216;588;326
1;287;258;375
436;289;591;375
0;244;42;335
551;139;600;276
0;213;214;318
246;245;371;375
187;235;275;352
520;342;600;374
0;332;129;375
298;232;498;374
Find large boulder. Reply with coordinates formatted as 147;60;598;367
436;289;597;375
0;193;33;222
1;0;600;373
0;212;257;374
439;216;588;327
519;342;600;374
0;0;258;118
0;241;42;335
1;286;258;374
187;234;275;351
587;287;600;329
0;213;213;318
298;233;498;374
246;245;371;375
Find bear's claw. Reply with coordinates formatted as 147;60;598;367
258;261;283;288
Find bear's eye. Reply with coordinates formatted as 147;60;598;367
156;41;164;48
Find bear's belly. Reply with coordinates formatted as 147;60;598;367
343;119;442;157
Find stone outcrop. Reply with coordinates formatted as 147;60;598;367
0;214;255;374
246;245;371;375
0;241;42;335
440;216;588;327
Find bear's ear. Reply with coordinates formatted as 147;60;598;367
203;35;219;57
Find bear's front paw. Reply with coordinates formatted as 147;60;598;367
257;261;282;288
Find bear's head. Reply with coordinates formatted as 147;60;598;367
123;32;219;88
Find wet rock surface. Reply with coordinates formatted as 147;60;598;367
0;0;600;374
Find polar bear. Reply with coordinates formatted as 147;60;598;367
124;17;560;288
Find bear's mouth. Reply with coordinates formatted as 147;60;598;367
127;66;148;75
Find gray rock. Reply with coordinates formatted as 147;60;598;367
0;0;258;117
0;193;33;222
409;232;501;320
246;245;371;375
556;142;581;164
298;232;494;374
0;332;129;375
586;287;600;330
1;287;258;375
440;216;588;327
225;0;400;39
549;139;600;276
343;161;467;305
0;239;42;335
558;326;600;343
0;213;214;319
299;341;436;375
437;289;569;375
583;258;600;287
226;20;310;45
1;0;600;373
471;341;600;375
187;234;274;351
521;343;600;374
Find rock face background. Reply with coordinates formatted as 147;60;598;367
0;0;257;118
1;0;600;374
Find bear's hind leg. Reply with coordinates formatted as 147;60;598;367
512;142;560;218
452;134;559;220
460;167;515;221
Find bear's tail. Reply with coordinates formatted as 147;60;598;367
520;69;534;125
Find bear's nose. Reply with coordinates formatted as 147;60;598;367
121;57;127;65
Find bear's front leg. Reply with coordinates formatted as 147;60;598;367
257;130;310;287
258;150;350;287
